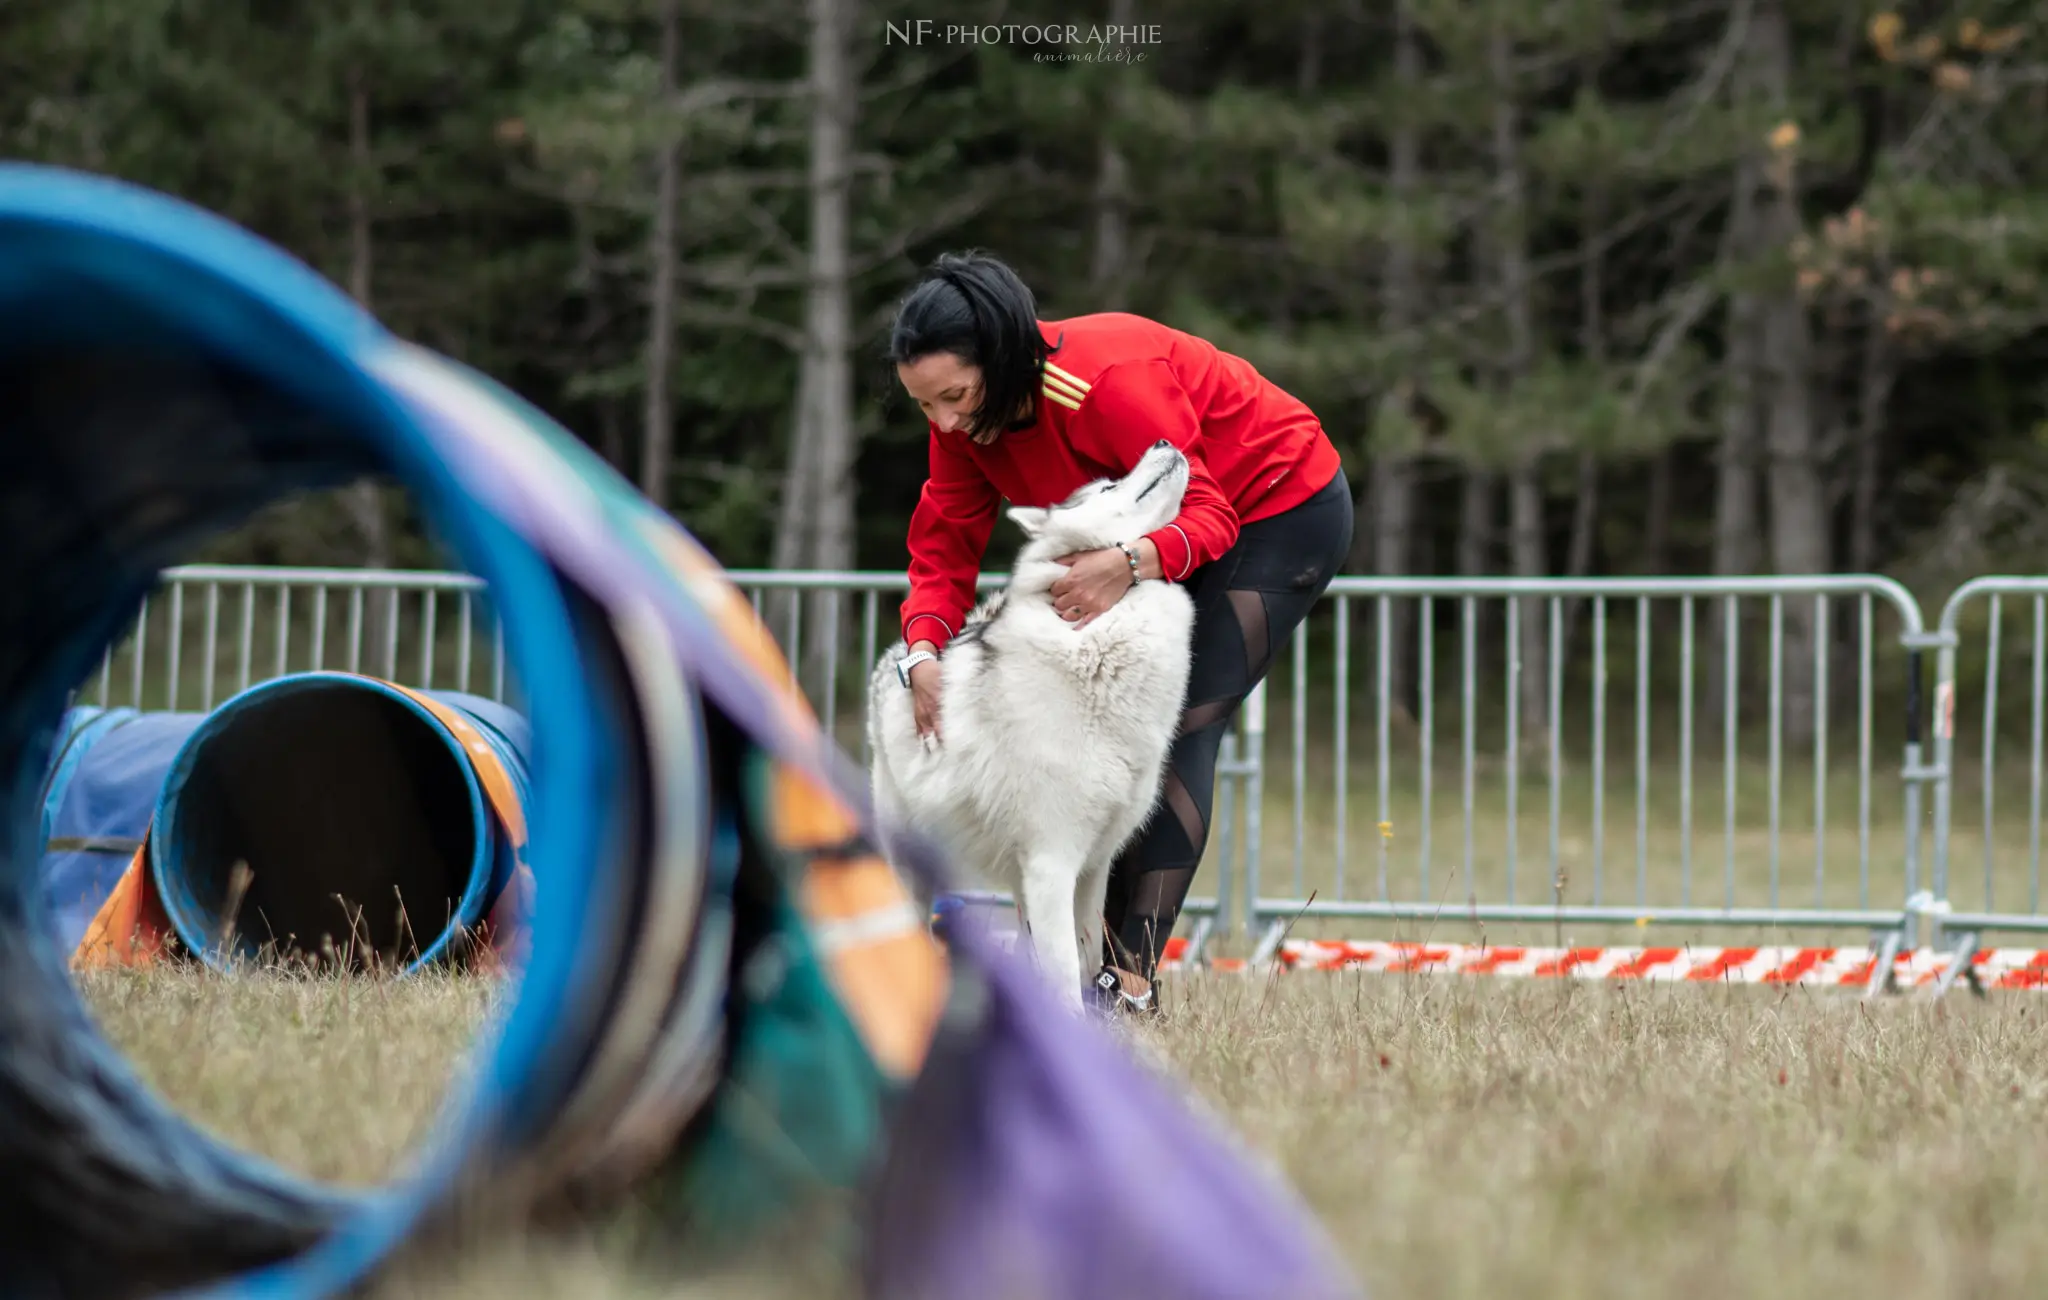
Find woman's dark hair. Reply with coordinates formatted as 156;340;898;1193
887;250;1052;439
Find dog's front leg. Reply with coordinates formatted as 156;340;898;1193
1076;861;1113;983
1020;851;1086;1012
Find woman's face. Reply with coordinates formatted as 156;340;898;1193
897;352;984;434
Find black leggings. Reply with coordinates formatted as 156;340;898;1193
1101;465;1355;981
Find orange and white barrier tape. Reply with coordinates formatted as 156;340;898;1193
1148;937;2048;989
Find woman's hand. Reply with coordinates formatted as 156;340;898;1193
1051;541;1158;629
907;641;944;741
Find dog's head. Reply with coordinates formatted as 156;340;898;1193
1005;440;1191;557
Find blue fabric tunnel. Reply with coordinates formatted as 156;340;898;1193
162;674;528;970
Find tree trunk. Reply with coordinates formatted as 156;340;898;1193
1368;454;1417;718
1490;16;1547;741
639;0;681;508
1849;307;1893;572
1643;446;1674;573
1297;10;1323;94
1561;181;1607;661
1708;54;1766;725
1089;0;1136;308
1509;463;1549;733
343;63;391;673
1364;0;1424;718
1458;472;1494;576
1458;469;1493;652
1752;0;1826;746
782;0;860;697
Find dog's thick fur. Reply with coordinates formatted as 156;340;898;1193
867;441;1196;1009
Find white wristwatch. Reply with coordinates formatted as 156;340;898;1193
897;649;938;688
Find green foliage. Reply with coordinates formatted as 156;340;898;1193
7;0;2047;576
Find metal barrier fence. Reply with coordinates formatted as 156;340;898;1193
1926;578;2048;985
1239;575;1939;970
74;564;2041;990
74;565;515;713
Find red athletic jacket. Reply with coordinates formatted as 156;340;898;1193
900;312;1344;652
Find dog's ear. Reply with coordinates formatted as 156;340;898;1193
1006;505;1049;537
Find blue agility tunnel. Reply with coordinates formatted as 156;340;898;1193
39;703;201;954
0;162;1358;1300
42;673;532;973
148;672;532;971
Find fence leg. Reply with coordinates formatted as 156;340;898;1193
1242;680;1267;932
1249;919;1289;969
1864;930;1903;1001
1214;732;1238;939
1930;930;1984;1000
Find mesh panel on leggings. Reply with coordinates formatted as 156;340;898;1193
1101;583;1275;975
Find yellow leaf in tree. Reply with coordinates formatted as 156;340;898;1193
1868;12;1903;55
1982;25;2024;53
1935;61;1973;92
1768;120;1800;152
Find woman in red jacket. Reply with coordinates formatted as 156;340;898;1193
886;250;1353;1012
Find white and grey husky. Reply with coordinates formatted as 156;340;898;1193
867;440;1196;1010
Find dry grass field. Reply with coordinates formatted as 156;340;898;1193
71;960;2048;1299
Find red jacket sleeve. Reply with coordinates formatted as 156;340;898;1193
1067;358;1239;581
900;423;999;651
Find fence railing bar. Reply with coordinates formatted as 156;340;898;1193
275;586;292;685
1766;593;1781;912
1636;595;1650;909
129;597;149;710
1418;596;1434;900
201;582;220;713
457;592;474;695
859;589;879;768
166;583;184;713
823;588;843;738
382;589;400;682
1984;595;2003;911
421;589;439;690
1460;595;1476;908
312;586;328;673
1592;595;1606;907
1858;594;1872;910
1722;594;1737;912
2033;596;2044;914
346;587;364;676
1293;617;1308;897
1334;597;1351;901
1548;596;1563;908
1813;595;1829;910
1680;595;1695;908
1504;595;1520;907
236;582;255;698
1376;594;1391;904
